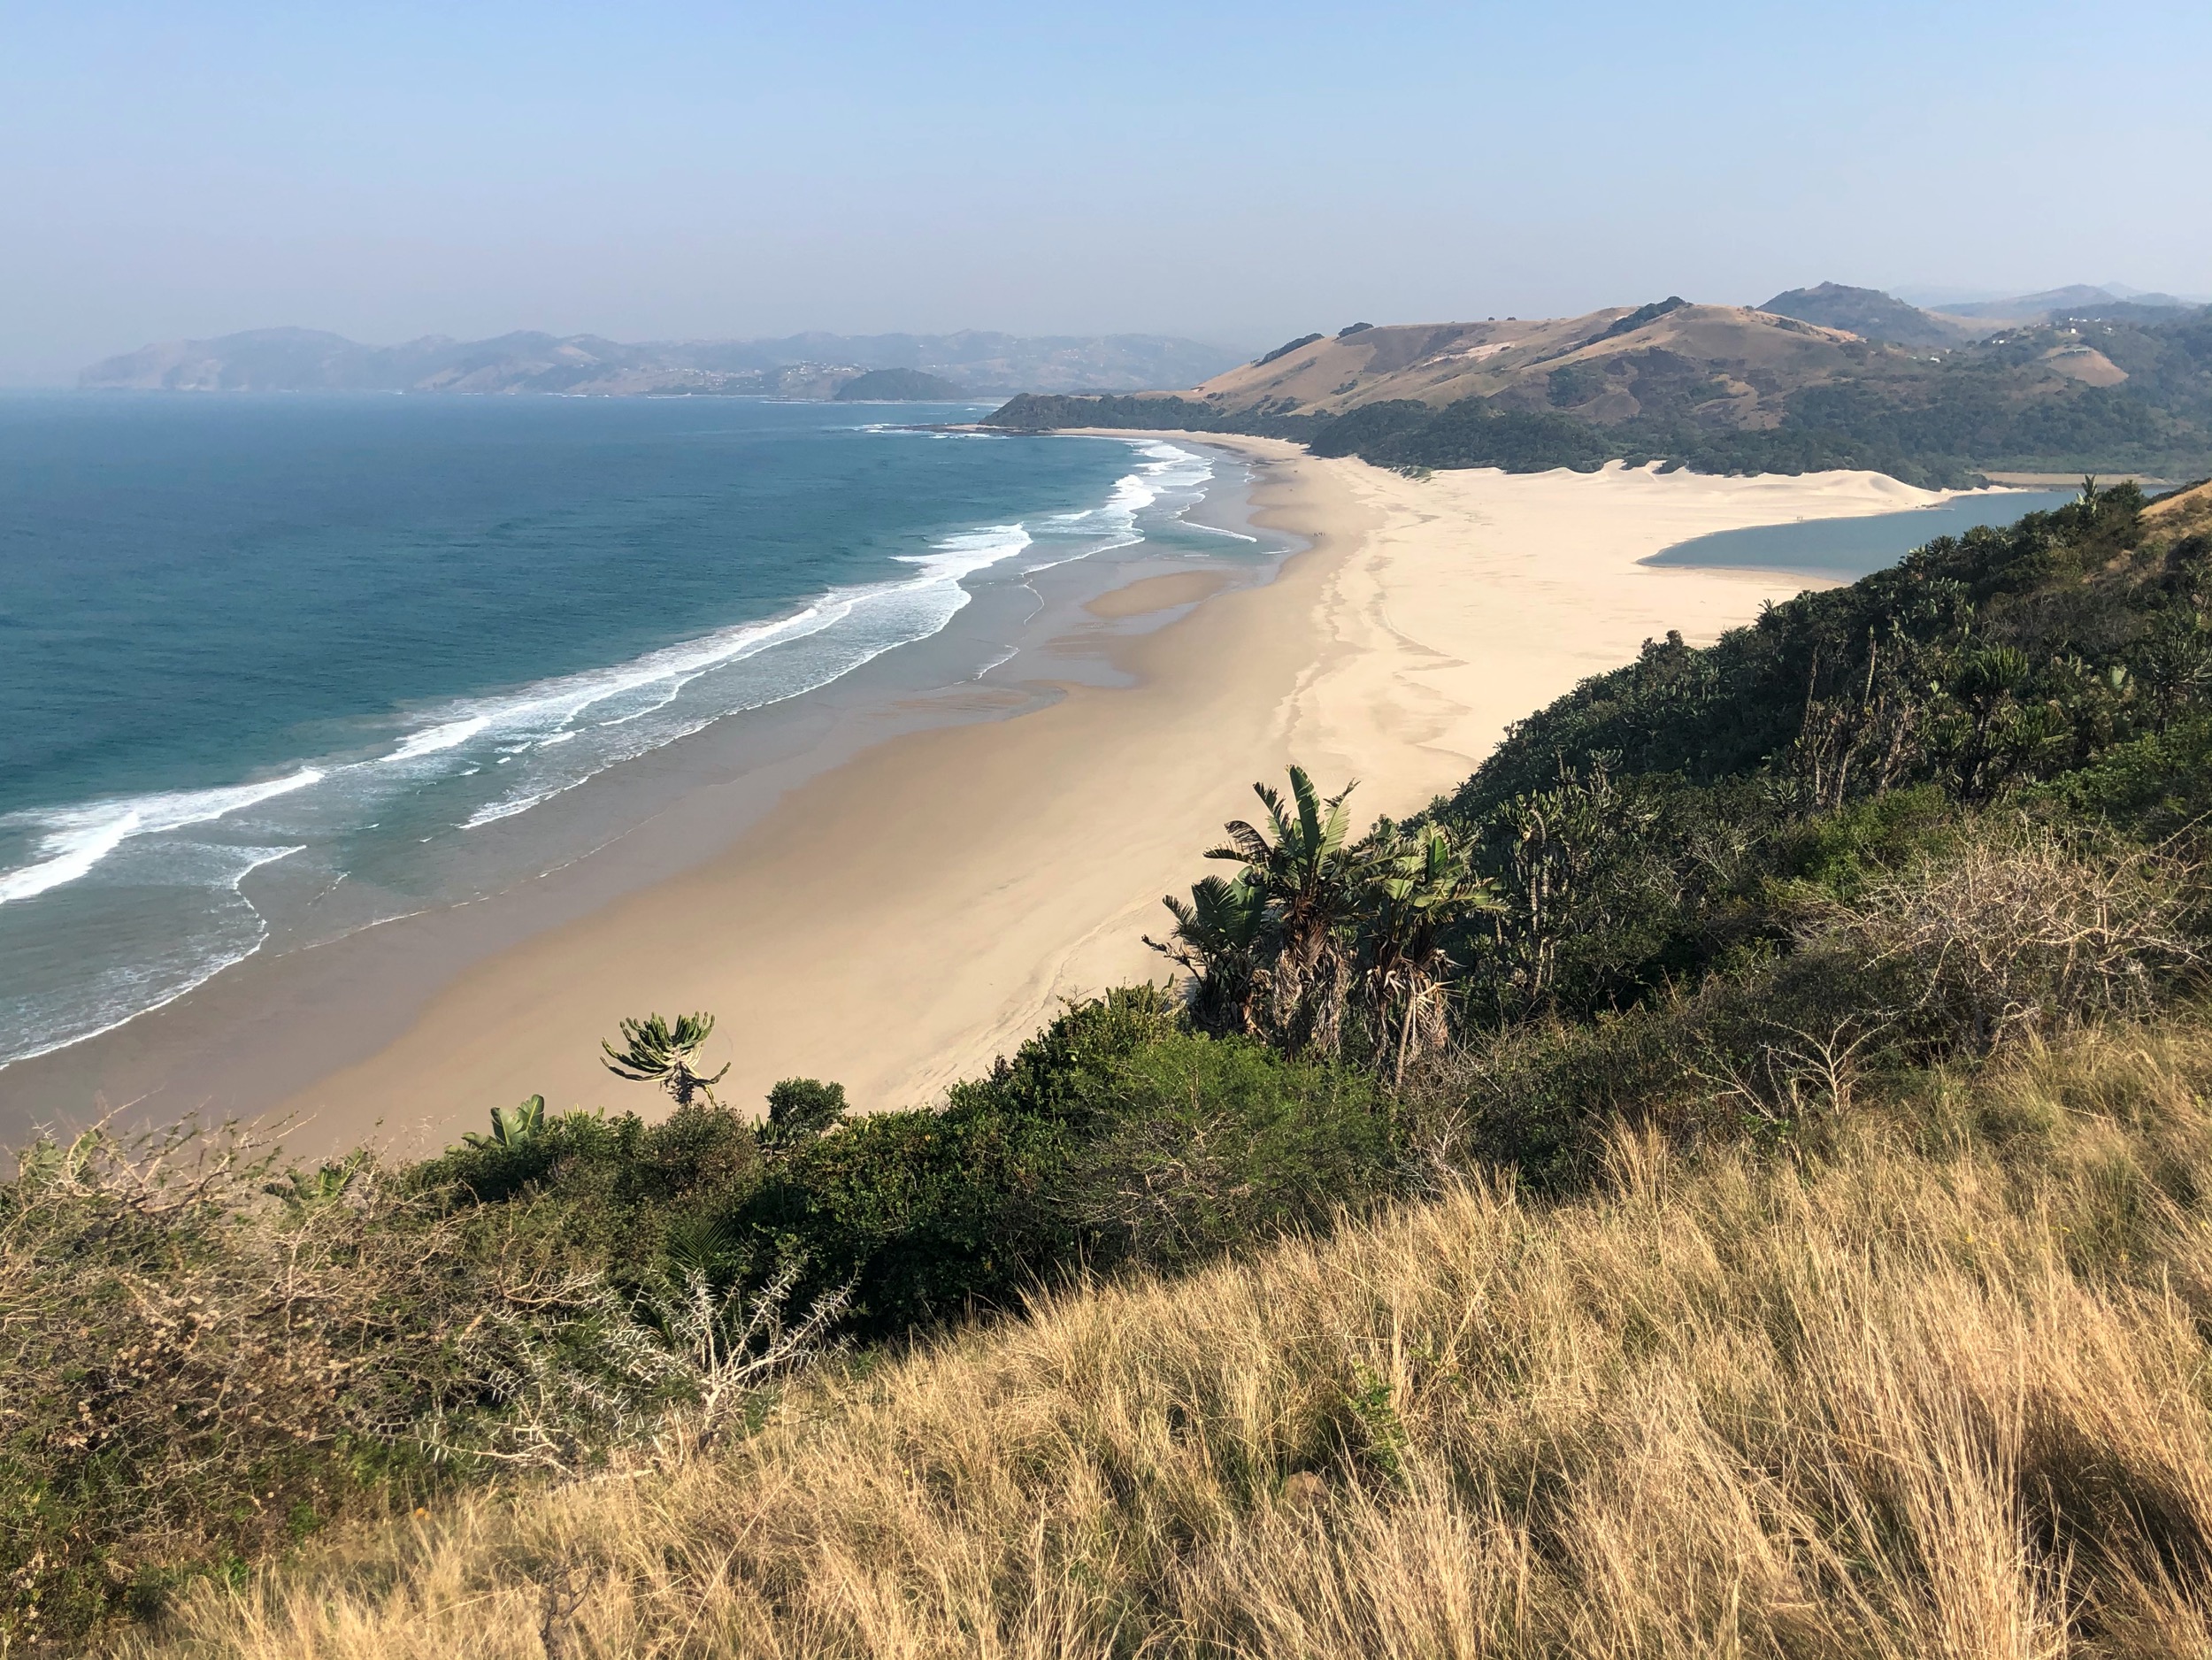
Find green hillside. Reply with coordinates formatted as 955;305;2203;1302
832;366;965;400
1757;281;1974;346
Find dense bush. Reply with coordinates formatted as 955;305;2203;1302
426;987;1395;1343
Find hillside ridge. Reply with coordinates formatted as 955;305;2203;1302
1757;281;1977;347
987;291;2212;486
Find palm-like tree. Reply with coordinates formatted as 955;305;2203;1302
602;1012;730;1107
1146;872;1270;1034
1207;766;1363;1055
1359;826;1502;1084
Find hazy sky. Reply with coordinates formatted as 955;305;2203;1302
5;0;2209;383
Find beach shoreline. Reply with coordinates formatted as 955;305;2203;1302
0;434;1292;1148
4;442;1964;1155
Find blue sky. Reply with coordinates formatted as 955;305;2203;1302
4;0;2208;380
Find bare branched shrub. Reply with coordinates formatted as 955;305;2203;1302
0;1115;844;1644
642;1262;855;1454
1694;1010;1896;1128
1805;829;2204;1053
416;1271;674;1474
1079;1111;1257;1266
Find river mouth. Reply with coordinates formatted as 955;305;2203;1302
1644;488;2078;580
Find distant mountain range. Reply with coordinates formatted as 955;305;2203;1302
987;288;2212;488
1760;282;2206;345
1932;284;2204;320
77;328;1247;397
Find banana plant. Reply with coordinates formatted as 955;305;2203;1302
265;1147;372;1208
462;1094;548;1149
1205;765;1363;1054
1146;871;1271;1034
1359;825;1503;1084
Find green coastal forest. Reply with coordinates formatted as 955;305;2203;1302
15;477;2212;1654
989;300;2212;487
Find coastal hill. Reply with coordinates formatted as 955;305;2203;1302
988;290;2212;486
831;365;964;401
1755;281;1979;346
1756;282;2208;342
78;327;1246;397
1173;300;1875;427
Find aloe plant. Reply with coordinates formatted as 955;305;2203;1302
602;1013;731;1107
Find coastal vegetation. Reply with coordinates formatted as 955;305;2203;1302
12;477;2212;1652
829;367;964;401
970;391;1298;434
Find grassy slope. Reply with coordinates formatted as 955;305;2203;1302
1176;305;1868;424
130;1018;2212;1657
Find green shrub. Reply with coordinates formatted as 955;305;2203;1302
725;988;1392;1333
1064;1033;1393;1269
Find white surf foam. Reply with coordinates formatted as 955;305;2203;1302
457;523;1038;828
1026;440;1215;570
0;768;323;907
0;842;304;1067
387;716;489;760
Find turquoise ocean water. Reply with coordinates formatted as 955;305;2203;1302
0;396;1237;1068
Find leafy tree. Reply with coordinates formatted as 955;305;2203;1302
759;1078;848;1151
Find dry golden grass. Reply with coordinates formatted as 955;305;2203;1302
125;1021;2212;1659
2144;478;2212;540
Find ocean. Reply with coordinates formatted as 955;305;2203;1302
0;395;1254;1071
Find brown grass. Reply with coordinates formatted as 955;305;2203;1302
2144;479;2212;541
122;1019;2212;1659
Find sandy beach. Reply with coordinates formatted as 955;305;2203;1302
231;442;1948;1151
